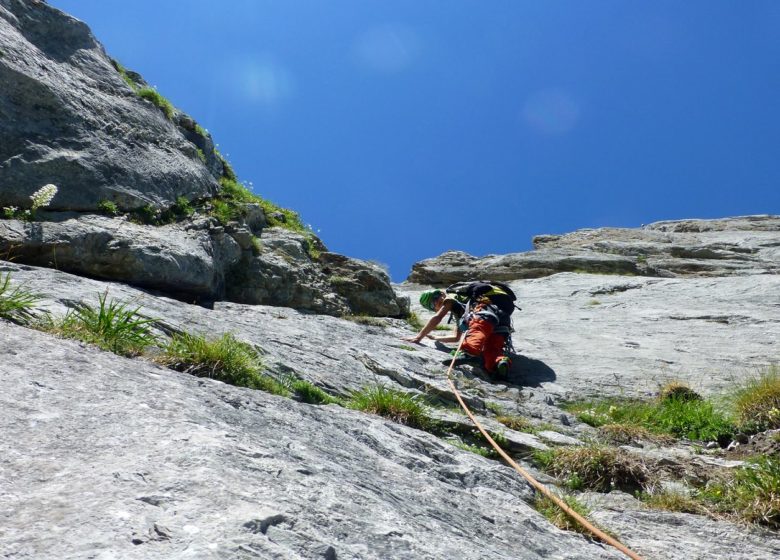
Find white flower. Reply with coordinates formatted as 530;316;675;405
30;184;58;210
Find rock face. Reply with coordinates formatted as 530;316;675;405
2;234;779;558
0;0;218;211
409;215;780;284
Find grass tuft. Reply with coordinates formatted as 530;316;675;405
289;379;341;405
703;455;780;528
534;494;592;534
343;314;386;327
497;414;538;434
348;384;432;430
534;445;648;492
405;311;424;331
48;293;157;356
659;381;702;403
137;87;174;120
565;395;734;444
598;423;675;446
158;332;287;394
732;366;780;432
642;489;706;515
0;273;41;324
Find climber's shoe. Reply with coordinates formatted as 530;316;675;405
495;357;511;379
442;350;480;366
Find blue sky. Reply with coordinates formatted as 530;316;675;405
51;1;780;281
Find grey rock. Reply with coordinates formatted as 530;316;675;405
402;270;780;400
2;260;779;558
409;216;780;284
0;0;219;211
0;215;222;297
1;319;623;560
319;252;409;317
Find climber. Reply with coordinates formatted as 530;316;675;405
403;281;517;377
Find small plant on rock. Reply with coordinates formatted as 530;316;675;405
289;379;341;405
659;381;702;403
51;292;158;357
405;311;424;331
534;494;592;534
137;87;175;120
97;200;119;216
348;384;433;430
158;332;286;394
534;445;649;493
0;272;41;324
732;366;780;432
497;414;537;434
701;455;780;528
3;184;58;221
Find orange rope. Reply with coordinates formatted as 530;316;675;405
443;337;645;560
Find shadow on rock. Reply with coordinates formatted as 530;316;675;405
505;354;556;387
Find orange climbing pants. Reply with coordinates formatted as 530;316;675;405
461;316;509;373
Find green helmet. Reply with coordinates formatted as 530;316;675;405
419;289;444;311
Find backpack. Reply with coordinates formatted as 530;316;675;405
445;280;520;315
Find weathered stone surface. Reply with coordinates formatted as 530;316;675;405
225;229;407;317
225;227;351;315
0;0;218;211
2;322;622;560
0;215;226;297
409;216;780;284
319;251;410;317
402;271;780;403
3;259;780;558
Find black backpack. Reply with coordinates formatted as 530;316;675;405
445;280;520;315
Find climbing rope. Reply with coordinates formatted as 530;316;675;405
444;338;645;560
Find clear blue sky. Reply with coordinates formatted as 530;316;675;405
50;1;780;281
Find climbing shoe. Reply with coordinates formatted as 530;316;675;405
442;350;480;366
495;357;511;378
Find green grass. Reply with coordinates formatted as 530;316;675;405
702;456;780;528
347;384;433;430
497;414;538;434
405;311;424;331
534;446;649;493
279;375;342;405
641;489;707;515
111;59;138;91
534;494;593;534
97;200;119;216
137;87;175;120
564;394;735;444
597;423;675;446
732;366;780;432
48;293;158;357
641;455;780;528
449;439;495;458
0;273;40;324
196;148;206;163
343;314;386;327
158;332;288;394
398;345;417;352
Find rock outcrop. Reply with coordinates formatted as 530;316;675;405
0;0;407;316
0;0;218;211
409;215;780;285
